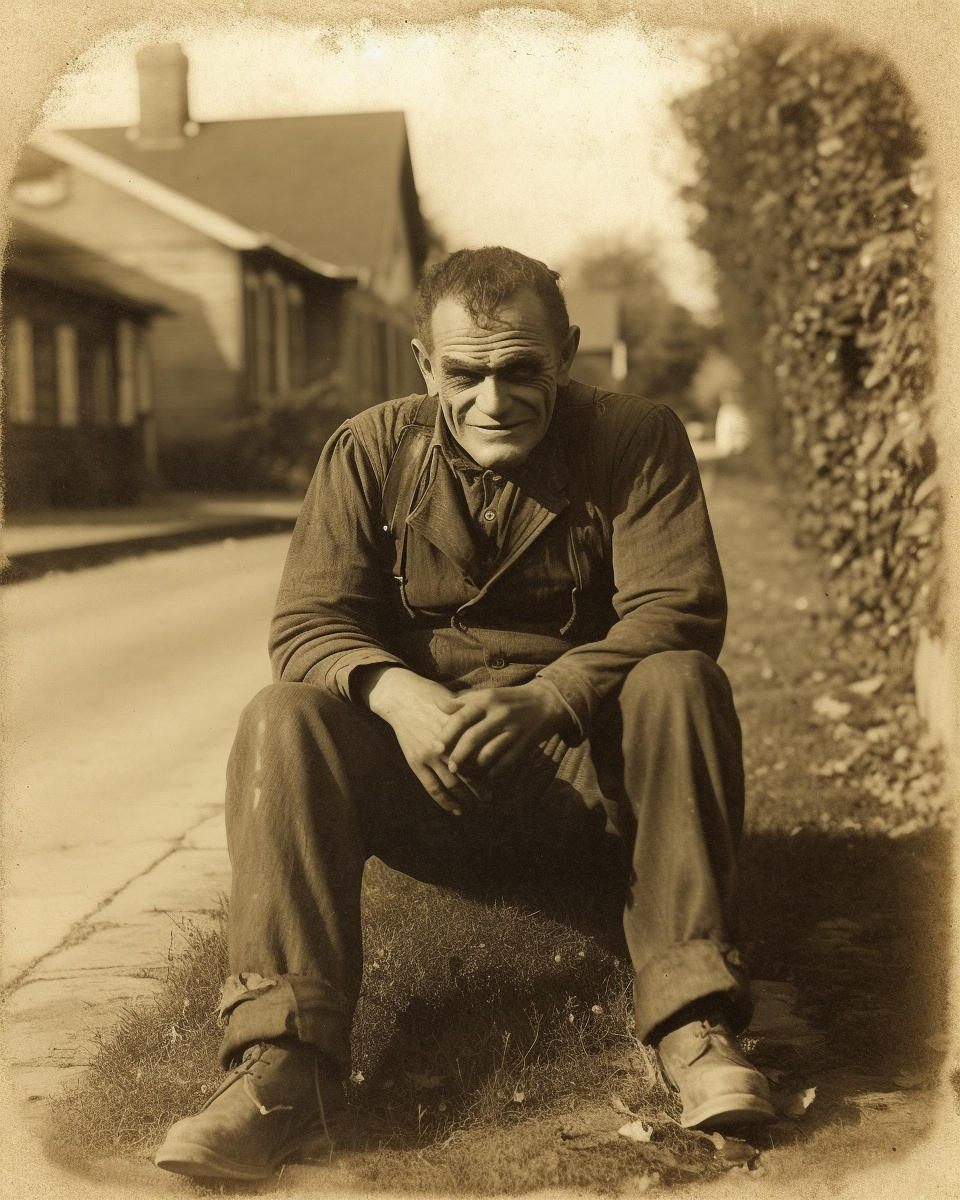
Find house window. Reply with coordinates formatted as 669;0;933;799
243;272;262;400
33;323;58;426
116;319;138;426
55;323;80;427
264;272;289;396
92;343;114;425
286;283;305;390
137;333;154;415
244;270;296;401
5;316;36;423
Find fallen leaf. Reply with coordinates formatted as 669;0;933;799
349;1070;364;1085
618;1119;654;1143
625;1173;659;1194
785;1086;816;1116
610;1094;636;1117
813;695;852;721
511;1089;525;1104
848;675;885;697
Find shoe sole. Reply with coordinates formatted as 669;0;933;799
681;1093;778;1132
155;1127;332;1181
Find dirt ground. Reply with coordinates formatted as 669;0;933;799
25;459;959;1198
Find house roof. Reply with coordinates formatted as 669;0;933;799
65;112;427;278
564;289;621;352
5;218;180;314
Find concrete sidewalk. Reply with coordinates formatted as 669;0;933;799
1;493;302;583
5;811;231;1127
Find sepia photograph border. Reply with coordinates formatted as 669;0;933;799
1;0;958;1196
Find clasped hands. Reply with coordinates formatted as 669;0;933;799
358;666;569;816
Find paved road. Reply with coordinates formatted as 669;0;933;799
1;534;290;984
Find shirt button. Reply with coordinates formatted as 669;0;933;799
489;655;507;670
483;509;496;522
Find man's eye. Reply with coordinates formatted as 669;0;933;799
448;372;483;387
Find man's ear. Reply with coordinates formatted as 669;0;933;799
411;339;440;397
557;325;581;386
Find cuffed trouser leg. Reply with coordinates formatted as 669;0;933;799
612;650;752;1043
220;683;369;1073
219;682;465;1073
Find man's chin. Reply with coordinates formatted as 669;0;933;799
466;444;533;470
459;431;542;470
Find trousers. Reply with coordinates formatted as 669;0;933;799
218;649;751;1075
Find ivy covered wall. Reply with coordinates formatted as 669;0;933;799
677;30;940;688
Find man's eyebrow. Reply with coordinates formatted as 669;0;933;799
440;352;547;374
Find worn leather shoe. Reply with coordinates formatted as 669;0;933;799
656;1018;776;1131
154;1039;343;1180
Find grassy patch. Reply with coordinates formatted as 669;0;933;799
48;466;953;1192
51;867;729;1191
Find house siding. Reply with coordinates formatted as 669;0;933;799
10;165;244;444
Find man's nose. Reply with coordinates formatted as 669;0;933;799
475;373;510;414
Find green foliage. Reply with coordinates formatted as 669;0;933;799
570;240;713;416
677;30;940;681
159;395;355;494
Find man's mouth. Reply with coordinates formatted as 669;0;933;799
467;421;528;433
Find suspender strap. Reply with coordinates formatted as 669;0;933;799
380;395;439;579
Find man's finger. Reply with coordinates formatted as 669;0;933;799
436;703;488;754
471;730;520;774
415;767;463;817
446;717;510;775
433;758;483;806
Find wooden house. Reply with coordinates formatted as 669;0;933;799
1;217;176;510
6;44;428;495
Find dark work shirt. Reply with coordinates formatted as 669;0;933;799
269;381;727;744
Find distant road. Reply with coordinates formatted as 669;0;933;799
1;534;290;984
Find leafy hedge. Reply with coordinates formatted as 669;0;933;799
677;30;940;685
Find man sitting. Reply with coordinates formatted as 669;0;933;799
156;246;774;1181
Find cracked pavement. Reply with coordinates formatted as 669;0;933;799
1;533;291;1110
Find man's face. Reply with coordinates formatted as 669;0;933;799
412;288;579;471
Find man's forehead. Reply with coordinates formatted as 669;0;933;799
429;290;556;352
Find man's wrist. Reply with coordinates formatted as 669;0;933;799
529;676;579;741
353;664;413;715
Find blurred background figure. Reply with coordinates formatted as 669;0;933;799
714;400;750;457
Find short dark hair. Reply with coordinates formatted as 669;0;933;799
415;246;570;350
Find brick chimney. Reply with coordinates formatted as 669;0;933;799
131;44;194;149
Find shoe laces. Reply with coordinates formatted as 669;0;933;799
206;1041;335;1137
244;1041;337;1149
